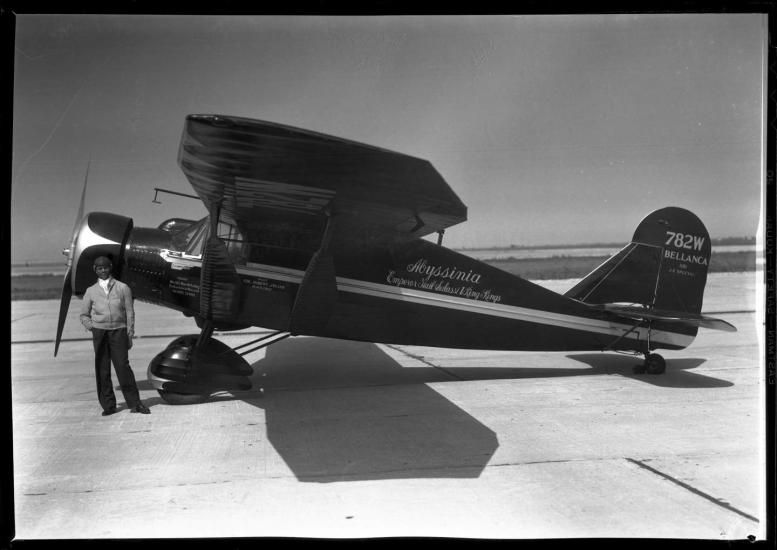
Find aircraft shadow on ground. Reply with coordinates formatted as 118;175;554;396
565;353;733;388
247;338;500;483
134;337;731;483
139;337;502;483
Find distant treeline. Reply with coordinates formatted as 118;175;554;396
456;236;756;251
485;250;756;280
14;237;756;266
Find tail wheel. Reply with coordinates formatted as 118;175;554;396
644;353;666;375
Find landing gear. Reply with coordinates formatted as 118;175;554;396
645;353;666;374
147;333;253;404
147;328;291;404
616;318;666;375
149;203;261;405
157;389;209;405
632;353;666;375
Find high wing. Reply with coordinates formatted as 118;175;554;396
595;303;737;332
178;114;467;243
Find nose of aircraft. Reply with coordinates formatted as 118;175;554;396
54;211;135;356
54;166;133;356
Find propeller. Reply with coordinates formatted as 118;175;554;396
54;162;90;357
54;270;72;357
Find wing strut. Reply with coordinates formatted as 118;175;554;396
217;330;291;357
602;320;646;354
196;201;243;344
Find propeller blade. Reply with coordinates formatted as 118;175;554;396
54;268;73;357
64;161;90;266
57;162;90;356
74;160;89;232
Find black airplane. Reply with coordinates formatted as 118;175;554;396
55;114;736;404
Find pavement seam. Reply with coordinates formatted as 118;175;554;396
24;479;239;496
11;313;39;323
384;344;464;381
14;308;754;345
625;458;759;523
12;330;276;345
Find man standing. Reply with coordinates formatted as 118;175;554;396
79;256;150;416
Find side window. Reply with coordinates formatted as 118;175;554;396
217;221;245;264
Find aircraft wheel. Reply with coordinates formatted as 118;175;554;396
157;389;209;405
644;353;666;375
632;364;646;374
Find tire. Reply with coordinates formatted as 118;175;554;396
644;353;666;375
157;389;209;405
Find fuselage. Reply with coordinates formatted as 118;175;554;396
120;218;694;353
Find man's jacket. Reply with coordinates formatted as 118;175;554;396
79;278;135;333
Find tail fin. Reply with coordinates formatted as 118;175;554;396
565;207;711;315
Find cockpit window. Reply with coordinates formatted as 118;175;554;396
170;216;244;262
185;222;209;256
171;217;209;256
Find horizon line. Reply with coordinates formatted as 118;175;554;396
12;236;758;266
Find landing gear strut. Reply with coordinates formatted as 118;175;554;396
626;319;666;375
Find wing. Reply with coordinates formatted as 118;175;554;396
596;303;737;332
178;114;467;242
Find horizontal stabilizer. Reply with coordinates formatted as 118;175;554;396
597;304;737;332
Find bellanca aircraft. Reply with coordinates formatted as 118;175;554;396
54;114;736;404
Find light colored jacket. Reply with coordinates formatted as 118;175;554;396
79;278;135;332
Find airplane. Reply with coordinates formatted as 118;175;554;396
54;114;737;405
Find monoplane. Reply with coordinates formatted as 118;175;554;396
55;114;736;404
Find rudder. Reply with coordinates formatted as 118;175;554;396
565;207;711;315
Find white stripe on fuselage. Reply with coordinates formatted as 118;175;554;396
162;254;694;348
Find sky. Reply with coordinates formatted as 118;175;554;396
11;14;766;264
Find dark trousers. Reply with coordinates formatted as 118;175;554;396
92;327;141;411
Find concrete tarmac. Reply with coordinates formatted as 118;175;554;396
10;272;765;539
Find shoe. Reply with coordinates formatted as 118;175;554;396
101;408;117;416
130;404;150;414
